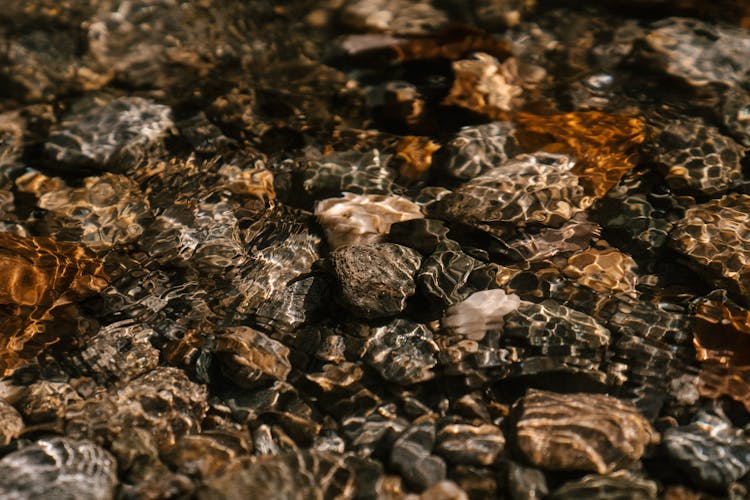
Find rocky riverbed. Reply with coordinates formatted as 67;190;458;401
2;1;750;498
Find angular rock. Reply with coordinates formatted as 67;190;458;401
332;243;422;319
441;289;521;340
365;319;438;384
436;423;505;466
663;410;750;491
315;193;423;250
390;422;447;492
215;326;292;388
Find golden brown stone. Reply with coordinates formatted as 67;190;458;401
513;389;657;473
515;111;646;198
0;232;108;375
563;246;639;296
395;136;441;182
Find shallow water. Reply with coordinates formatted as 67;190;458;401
2;1;750;498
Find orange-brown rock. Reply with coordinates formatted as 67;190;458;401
563;246;639;296
670;194;750;304
515;111;646;198
512;389;657;473
0;232;108;375
443;53;522;119
697;364;750;413
395;136;441;182
694;295;750;367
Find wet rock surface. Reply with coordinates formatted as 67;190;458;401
512;389;657;473
0;437;117;500
2;1;750;498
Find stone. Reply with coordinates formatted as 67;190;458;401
332;243;422;319
441;290;522;340
512;389;657;473
663;410;750;491
435;423;505;466
215;326;292;388
390;422;447;492
45;96;171;172
315;193;423;250
0;437;118;500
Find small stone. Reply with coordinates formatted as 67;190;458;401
390;422;447;492
332;243;422;319
200;450;382;500
549;471;658;499
17;380;83;423
0;398;23;446
215;326;292;388
37;173;152;249
653;120;744;196
432;152;588;234
388;219;448;255
303;149;395;199
563;246;639;296
636;17;750;89
65;367;208;451
45;96;172;172
433;122;519;181
443;54;523;118
421;480;469;500
417;240;500;309
441;289;522;340
0;437;118;500
74;320;159;384
315;192;423;250
663;410;750;491
670;193;750;303
0;232;108;375
365;319;438;384
512;389;657;473
506;461;548;500
341;0;448;35
435;423;505;466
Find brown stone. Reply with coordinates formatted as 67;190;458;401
512;389;657;473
